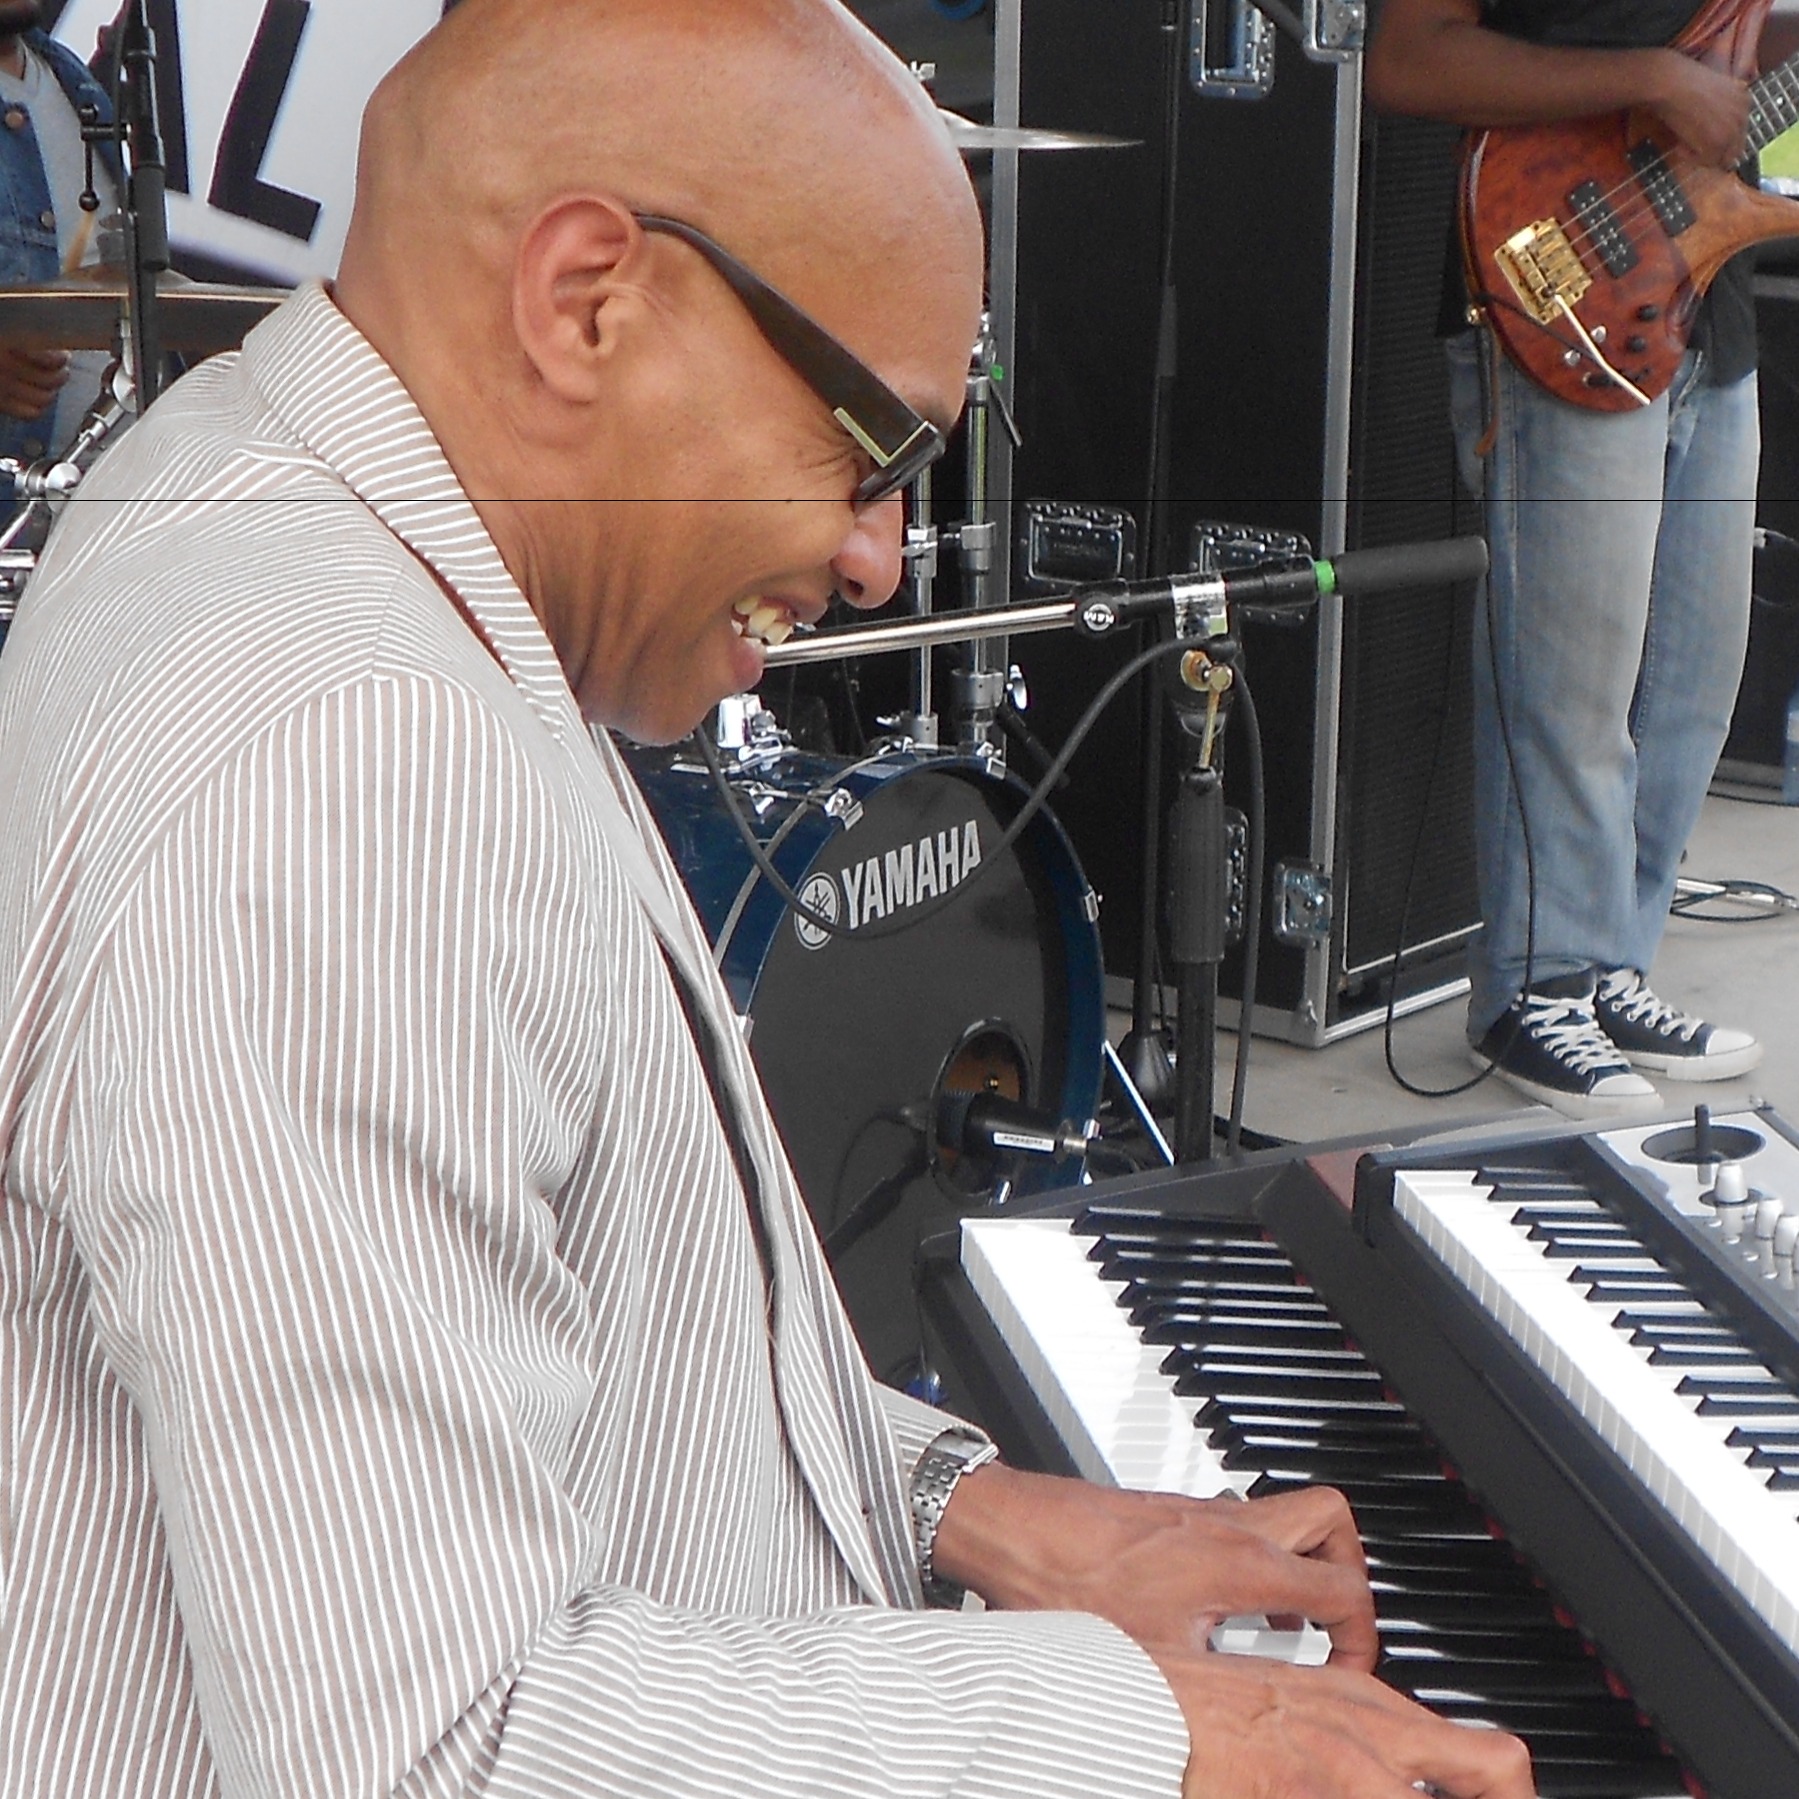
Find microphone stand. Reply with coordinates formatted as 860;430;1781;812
114;0;170;409
1118;0;1194;1110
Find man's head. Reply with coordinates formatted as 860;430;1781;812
0;2;42;39
334;0;984;744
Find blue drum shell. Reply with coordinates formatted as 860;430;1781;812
626;744;1106;1221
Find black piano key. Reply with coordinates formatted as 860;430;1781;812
1527;1764;1690;1798
1362;1544;1546;1589
1131;1312;1349;1346
1578;1280;1698;1305
1743;1444;1799;1470
1246;1474;1473;1526
1094;1255;1308;1289
1538;1238;1648;1260
1385;1657;1621;1698
1628;1320;1742;1344
1139;1325;1364;1362
1642;1341;1762;1367
1481;1170;1599;1194
1170;1367;1390;1405
1220;1430;1441;1468
1677;1371;1793;1398
1728;1425;1799;1449
1693;1390;1799;1417
1512;1204;1616;1223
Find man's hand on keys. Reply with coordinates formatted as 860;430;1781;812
934;1465;1536;1796
1163;1652;1536;1798
935;1465;1378;1667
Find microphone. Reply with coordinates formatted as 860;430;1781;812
759;535;1490;668
1069;535;1491;638
935;1089;1092;1167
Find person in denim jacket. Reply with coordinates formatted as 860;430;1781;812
0;4;121;477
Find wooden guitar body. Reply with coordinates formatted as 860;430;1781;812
1460;0;1799;409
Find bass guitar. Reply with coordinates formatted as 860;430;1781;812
1460;0;1799;409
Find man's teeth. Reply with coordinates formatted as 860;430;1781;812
731;598;795;646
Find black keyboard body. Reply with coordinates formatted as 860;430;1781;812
920;1110;1799;1799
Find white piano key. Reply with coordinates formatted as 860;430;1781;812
1393;1169;1799;1660
960;1215;1331;1666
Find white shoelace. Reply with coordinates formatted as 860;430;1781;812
1519;991;1627;1075
1597;970;1701;1044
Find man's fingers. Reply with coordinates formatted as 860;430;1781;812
1219;1485;1379;1667
1168;1656;1536;1799
1238;1483;1370;1572
1391;1714;1537;1799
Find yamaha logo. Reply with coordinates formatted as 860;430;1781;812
793;873;840;950
793;817;983;950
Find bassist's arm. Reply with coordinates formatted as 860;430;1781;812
1364;0;1752;167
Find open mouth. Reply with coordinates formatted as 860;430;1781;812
730;595;798;647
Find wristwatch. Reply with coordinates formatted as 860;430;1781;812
910;1432;1000;1608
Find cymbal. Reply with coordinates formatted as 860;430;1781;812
0;277;288;355
938;110;1138;154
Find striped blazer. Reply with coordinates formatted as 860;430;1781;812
0;283;1186;1798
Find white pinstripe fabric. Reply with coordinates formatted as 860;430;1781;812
0;284;1187;1798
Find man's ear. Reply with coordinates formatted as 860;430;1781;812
512;196;645;403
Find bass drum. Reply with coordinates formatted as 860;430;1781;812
625;741;1106;1379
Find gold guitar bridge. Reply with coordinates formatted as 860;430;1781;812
1494;219;1592;326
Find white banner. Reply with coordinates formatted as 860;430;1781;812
53;0;445;284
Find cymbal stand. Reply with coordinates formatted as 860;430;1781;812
945;313;1021;757
897;462;940;749
78;2;170;413
0;358;133;627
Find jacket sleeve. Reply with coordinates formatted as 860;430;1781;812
66;672;1189;1799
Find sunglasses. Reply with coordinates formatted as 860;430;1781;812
633;213;948;504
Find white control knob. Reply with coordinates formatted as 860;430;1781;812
1755;1196;1786;1272
1775;1214;1799;1293
1712;1160;1752;1242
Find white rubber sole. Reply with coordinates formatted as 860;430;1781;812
1468;1046;1663;1121
1618;1039;1763;1082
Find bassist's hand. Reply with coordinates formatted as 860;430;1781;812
1648;49;1750;168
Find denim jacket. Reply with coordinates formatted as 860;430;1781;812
0;29;121;466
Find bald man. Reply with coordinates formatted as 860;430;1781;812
0;4;1532;1797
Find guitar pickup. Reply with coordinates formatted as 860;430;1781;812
1627;140;1697;236
1567;180;1638;278
1494;218;1594;326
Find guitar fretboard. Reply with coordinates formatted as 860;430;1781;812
1748;53;1799;154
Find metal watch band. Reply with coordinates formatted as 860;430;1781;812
909;1433;999;1608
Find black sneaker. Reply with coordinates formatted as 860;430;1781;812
1594;968;1762;1082
1470;972;1660;1119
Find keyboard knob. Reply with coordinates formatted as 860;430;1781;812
1775;1214;1799;1291
1710;1160;1751;1239
1754;1196;1785;1269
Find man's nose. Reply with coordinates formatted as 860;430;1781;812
831;494;905;611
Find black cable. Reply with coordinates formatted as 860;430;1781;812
1383;552;1538;1100
1382;328;1537;1102
1225;666;1265;1156
694;631;1205;943
1669;877;1799;922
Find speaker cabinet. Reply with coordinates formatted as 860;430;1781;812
1003;6;1478;1043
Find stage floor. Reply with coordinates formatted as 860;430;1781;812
1131;790;1799;1148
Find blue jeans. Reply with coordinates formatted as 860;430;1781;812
1445;330;1759;1039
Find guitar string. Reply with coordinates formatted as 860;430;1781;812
1543;60;1798;268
